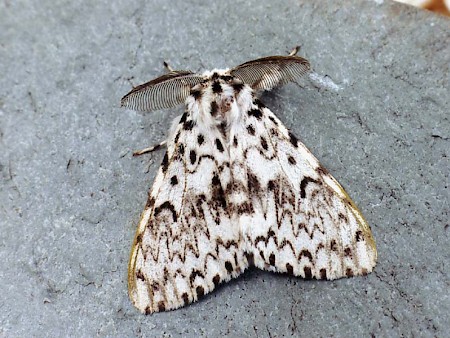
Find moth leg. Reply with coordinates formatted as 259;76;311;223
163;61;175;72
288;45;300;56
133;140;167;156
132;114;181;156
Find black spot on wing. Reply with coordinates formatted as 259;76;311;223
288;131;298;147
191;89;202;100
270;128;279;137
161;152;169;173
232;82;244;93
344;247;352;257
219;121;226;135
154;201;177;222
196;194;206;209
179;112;188;124
300;177;318;198
355;230;363;242
316;165;330;176
184;120;195;131
210;101;219;116
247;124;255;135
196;285;205;298
338;212;348;222
225;261;233;273
245;252;254;265
299;249;313;261
211;173;227;208
146;196;155;209
248;108;263;120
170;175;178;185
288;155;296;165
178;143;185;155
213;274;220;286
189;270;204;284
136;269;145;281
260;136;268;150
330;240;338;251
157;301;165;312
286;263;294;275
254;99;266;109
135;233;143;245
269;253;276;266
182;293;189;305
304;266;312;280
197;134;204;145
174;131;181;144
212;81;223;94
189;150;197;165
219;75;233;81
247;172;261;193
268;115;278;126
212;173;220;186
215;138;224;152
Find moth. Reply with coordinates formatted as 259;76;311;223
121;47;377;314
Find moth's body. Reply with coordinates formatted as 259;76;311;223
122;51;377;314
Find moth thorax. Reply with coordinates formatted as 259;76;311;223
211;93;233;118
206;78;242;127
188;71;251;131
210;88;242;134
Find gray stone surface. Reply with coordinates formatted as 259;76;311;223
1;0;449;337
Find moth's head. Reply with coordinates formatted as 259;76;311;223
121;54;310;112
187;69;251;120
198;68;244;90
196;69;247;95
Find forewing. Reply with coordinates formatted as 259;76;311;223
121;71;203;112
230;102;377;280
128;112;248;314
230;56;310;91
